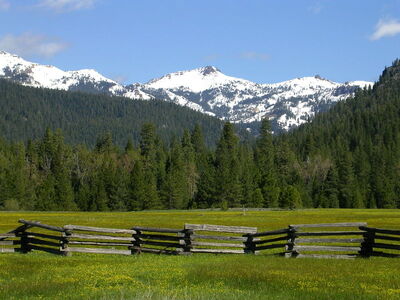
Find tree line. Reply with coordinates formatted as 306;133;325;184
0;60;400;211
0;114;398;211
0;120;303;211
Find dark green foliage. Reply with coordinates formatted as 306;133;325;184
0;79;223;147
317;166;339;208
0;60;400;210
251;188;264;208
279;185;302;209
128;160;146;210
284;59;400;209
215;123;242;207
255;119;280;207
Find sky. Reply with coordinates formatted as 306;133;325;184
0;0;399;84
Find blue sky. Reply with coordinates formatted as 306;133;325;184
0;0;399;84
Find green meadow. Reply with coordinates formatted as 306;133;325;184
0;209;399;299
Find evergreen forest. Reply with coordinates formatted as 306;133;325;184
0;60;400;211
0;79;226;147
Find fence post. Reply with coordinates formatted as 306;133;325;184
360;228;375;258
244;233;256;254
180;229;193;255
61;229;72;256
285;226;297;258
132;230;142;254
19;228;30;254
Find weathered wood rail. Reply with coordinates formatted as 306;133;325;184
0;220;399;259
185;223;257;254
245;228;291;255
287;222;367;259
132;226;190;255
62;224;136;256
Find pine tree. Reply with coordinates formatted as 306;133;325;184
255;118;280;207
95;132;115;154
215;122;242;207
194;154;216;208
139;123;162;209
128;160;146;210
163;139;187;209
279;185;302;209
8;143;35;210
125;138;135;153
323;166;339;208
52;131;77;210
181;130;198;207
251;188;264;208
337;151;355;208
140;123;157;166
238;144;256;207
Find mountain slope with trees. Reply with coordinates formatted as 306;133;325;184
284;59;400;208
0;79;225;147
0;60;399;211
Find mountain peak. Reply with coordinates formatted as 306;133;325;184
145;66;237;92
0;51;13;56
314;74;326;80
199;66;221;75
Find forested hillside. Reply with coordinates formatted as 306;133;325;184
0;61;399;211
0;79;224;147
284;59;400;209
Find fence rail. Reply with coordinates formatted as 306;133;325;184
284;222;367;259
0;220;399;259
359;226;400;258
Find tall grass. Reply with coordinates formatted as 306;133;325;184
0;209;399;299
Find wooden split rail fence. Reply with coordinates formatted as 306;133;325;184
0;220;399;259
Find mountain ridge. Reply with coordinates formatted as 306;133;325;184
0;51;373;131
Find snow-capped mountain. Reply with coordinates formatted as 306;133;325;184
136;66;372;131
0;51;126;95
0;51;372;131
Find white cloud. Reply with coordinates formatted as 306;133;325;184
0;33;68;58
308;2;322;14
0;0;10;11
370;19;400;40
241;51;269;61
37;0;97;12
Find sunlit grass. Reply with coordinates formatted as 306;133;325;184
0;209;399;299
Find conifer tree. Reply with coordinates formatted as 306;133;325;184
337;152;355;208
322;166;339;208
251;188;264;208
125;138;135;153
163;139;187;209
139;123;161;209
279;185;302;209
255;118;279;207
215;122;241;207
128;160;146;210
181;130;198;206
52;131;77;210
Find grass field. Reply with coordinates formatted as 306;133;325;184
0;209;399;299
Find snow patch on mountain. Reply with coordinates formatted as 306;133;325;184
0;51;373;132
0;51;126;94
146;66;252;93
